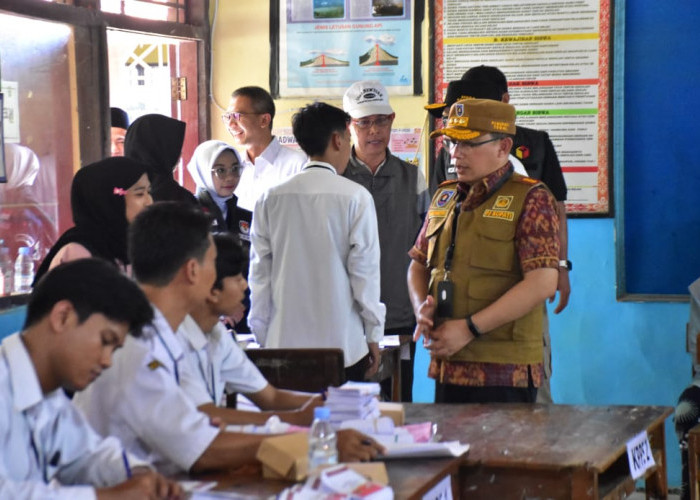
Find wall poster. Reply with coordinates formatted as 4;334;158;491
432;0;612;215
272;0;421;98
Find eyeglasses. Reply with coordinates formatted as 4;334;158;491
352;115;392;129
211;166;242;179
444;136;502;151
221;111;263;124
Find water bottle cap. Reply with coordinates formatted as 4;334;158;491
19;247;31;255
313;406;331;420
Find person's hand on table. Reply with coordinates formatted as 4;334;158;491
336;429;385;462
96;469;183;499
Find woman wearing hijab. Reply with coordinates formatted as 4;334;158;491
186;140;252;246
124;113;197;204
33;157;152;283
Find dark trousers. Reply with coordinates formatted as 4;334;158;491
434;367;537;404
344;354;370;382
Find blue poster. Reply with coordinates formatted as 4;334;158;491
279;0;414;96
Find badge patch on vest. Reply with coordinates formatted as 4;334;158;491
239;221;250;235
434;189;456;208
147;360;164;371
493;195;514;210
515;145;530;160
483;209;515;221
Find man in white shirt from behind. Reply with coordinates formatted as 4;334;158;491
176;233;327;426
248;102;386;382
224;86;307;211
0;258;181;499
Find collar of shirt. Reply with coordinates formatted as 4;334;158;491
180;315;210;352
458;162;513;212
2;333;45;412
351;147;388;175
242;136;282;167
302;161;337;174
150;305;184;363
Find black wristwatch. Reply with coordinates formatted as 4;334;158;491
558;259;573;271
466;315;482;338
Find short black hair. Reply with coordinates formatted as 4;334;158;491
212;233;247;290
461;65;509;96
231;86;276;129
292;102;350;157
25;258;152;334
128;202;212;286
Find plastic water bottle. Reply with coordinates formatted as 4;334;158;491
13;247;34;294
0;241;12;295
308;406;338;470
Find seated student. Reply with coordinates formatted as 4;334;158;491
0;259;181;499
73;202;383;476
177;233;322;425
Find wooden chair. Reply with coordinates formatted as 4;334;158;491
245;348;345;393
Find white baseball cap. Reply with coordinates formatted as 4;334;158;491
343;80;394;119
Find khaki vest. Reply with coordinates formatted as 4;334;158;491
426;174;544;364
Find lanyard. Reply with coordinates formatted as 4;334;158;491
195;351;217;404
154;327;180;385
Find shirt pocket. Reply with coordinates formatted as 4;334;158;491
471;218;517;272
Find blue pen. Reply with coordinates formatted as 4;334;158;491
122;450;132;479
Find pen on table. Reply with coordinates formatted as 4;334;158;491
122;450;132;479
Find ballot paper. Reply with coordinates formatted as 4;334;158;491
380;441;470;459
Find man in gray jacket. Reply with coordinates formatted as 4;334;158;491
342;80;430;401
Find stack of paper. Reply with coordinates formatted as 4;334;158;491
326;382;381;425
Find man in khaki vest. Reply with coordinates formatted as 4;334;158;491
407;99;560;403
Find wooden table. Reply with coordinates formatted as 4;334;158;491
191;403;672;499
193;457;461;499
405;403;673;500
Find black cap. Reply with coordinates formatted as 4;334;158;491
424;80;503;118
111;107;129;130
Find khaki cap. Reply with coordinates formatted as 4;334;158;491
429;98;516;141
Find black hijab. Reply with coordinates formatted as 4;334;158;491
34;157;149;284
124;113;197;204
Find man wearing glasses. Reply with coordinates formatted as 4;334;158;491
222;86;306;212
341;80;430;401
408;99;560;404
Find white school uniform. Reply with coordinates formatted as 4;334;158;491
0;332;149;499
176;315;268;407
73;307;219;475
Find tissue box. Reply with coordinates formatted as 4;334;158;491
256;432;309;481
378;402;404;426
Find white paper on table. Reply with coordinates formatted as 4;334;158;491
379;335;401;348
380;441;470;459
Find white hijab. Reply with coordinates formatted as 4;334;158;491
186;140;241;218
3;143;40;189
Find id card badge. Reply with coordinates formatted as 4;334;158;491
436;280;454;318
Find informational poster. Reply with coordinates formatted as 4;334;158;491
277;0;416;97
433;0;611;214
1;81;20;144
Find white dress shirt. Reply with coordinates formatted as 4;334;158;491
249;161;386;367
0;333;148;499
73;307;219;476
234;136;307;211
176;315;268;407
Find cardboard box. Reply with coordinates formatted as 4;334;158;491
256;432;309;481
378;401;404;426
